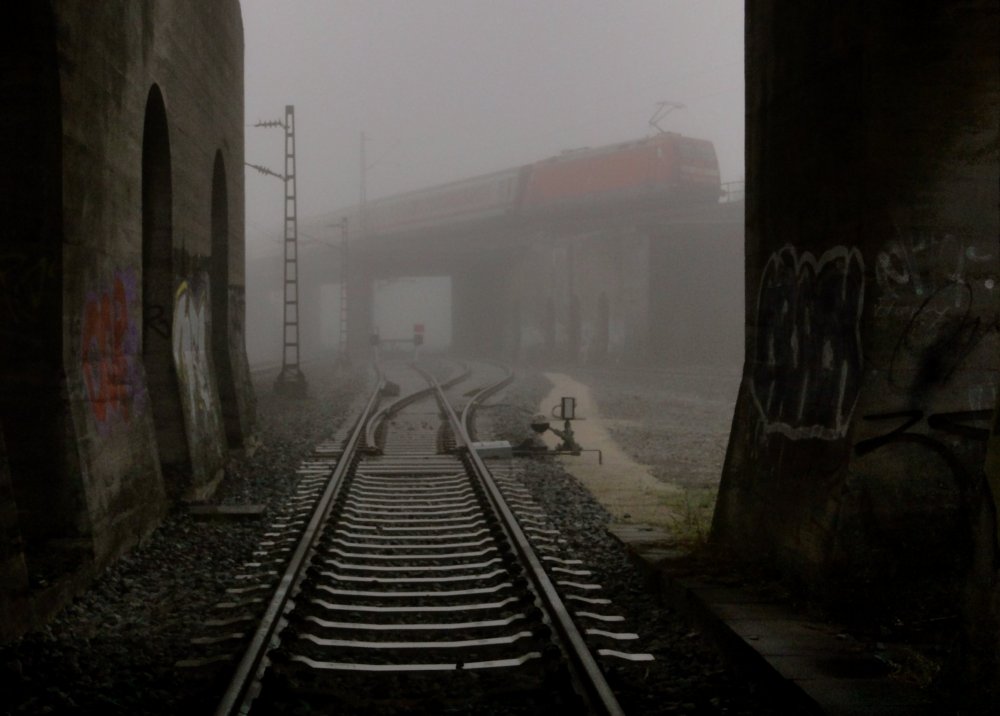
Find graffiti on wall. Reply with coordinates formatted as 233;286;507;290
81;269;145;429
875;231;994;310
172;277;215;421
852;230;999;485
875;231;998;395
750;244;865;440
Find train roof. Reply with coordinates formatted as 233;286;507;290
311;131;717;223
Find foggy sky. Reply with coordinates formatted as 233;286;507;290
241;1;744;255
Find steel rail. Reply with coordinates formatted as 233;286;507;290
459;362;515;442
213;371;385;716
431;367;626;716
365;360;471;451
438;366;625;716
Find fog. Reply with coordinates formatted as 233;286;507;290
242;0;743;252
240;1;745;367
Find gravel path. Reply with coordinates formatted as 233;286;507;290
571;366;741;544
575;366;740;490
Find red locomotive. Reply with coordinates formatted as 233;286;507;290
522;133;721;213
334;132;721;239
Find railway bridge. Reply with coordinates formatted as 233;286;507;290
248;144;744;368
341;194;744;364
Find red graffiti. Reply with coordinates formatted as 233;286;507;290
82;273;140;426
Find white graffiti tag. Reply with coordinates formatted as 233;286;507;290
173;279;215;419
750;245;865;440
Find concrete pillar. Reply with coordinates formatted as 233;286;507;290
451;258;511;357
713;0;998;680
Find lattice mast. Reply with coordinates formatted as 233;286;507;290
336;218;350;368
276;105;307;395
248;106;307;396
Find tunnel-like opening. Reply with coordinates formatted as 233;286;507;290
210;151;241;448
142;85;190;492
373;276;452;353
0;5;90;588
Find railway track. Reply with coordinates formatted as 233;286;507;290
200;359;648;715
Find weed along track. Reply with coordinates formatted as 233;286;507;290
200;360;651;715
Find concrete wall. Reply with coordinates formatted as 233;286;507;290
713;0;998;684
0;2;250;639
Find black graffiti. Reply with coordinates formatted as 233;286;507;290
751;246;864;437
854;408;993;491
144;304;171;339
889;282;1000;390
926;409;994;441
853;409;924;456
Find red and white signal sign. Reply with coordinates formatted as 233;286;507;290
413;323;425;333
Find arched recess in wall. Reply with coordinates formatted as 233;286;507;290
142;85;191;491
0;5;89;584
210;151;241;447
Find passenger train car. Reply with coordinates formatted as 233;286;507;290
325;132;721;240
363;166;529;238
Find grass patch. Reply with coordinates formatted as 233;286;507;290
660;486;718;548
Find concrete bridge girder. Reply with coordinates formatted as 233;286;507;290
295;201;743;366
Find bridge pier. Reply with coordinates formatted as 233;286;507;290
713;0;999;686
508;230;658;365
451;258;512;358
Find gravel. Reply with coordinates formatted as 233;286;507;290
571;365;742;545
479;367;778;715
0;364;368;716
0;361;777;715
575;365;741;491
